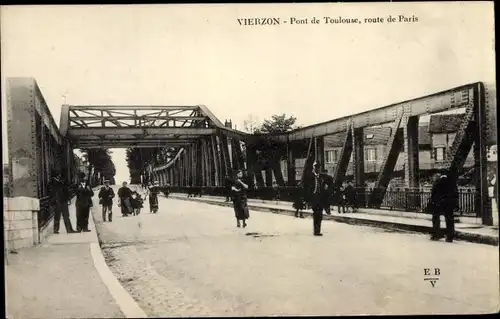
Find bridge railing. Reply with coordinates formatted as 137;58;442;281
161;185;477;216
38;186;78;230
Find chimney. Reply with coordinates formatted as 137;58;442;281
225;119;233;129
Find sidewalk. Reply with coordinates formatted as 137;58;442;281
5;189;146;319
168;193;499;246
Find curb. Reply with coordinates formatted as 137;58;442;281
171;195;499;246
89;202;148;318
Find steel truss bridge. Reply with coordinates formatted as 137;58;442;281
5;77;497;227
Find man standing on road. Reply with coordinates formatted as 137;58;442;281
75;172;94;232
305;161;333;236
429;170;459;242
98;179;115;222
49;172;76;234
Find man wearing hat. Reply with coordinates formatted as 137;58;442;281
98;179;115;222
75;172;94;232
429;170;459;242
48;171;76;234
304;160;333;236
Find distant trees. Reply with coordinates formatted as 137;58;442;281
254;113;299;134
80;149;116;185
125;147;179;184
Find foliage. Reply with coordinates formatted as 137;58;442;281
254;113;298;134
80;148;116;185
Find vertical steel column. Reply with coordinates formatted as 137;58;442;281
287;139;296;186
209;136;220;186
474;83;492;225
404;116;420;188
196;140;203;187
219;132;231;178
245;143;257;189
332;127;353;190
7;78;40;198
314;136;325;172
200;139;206;186
353;127;365;185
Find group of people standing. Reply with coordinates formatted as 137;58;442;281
48;172;94;234
48;171;165;235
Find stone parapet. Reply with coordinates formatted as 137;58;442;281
4;197;40;251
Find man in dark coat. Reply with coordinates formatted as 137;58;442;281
118;181;133;216
321;170;334;215
429;171;459;242
304;161;333;236
98;179;115;222
75;172;94;232
48;172;76;234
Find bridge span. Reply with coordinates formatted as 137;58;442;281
3;77;498;246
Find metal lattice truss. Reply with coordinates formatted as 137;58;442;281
60;104;234;148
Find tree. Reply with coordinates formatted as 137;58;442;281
81;148;115;185
255;113;298;134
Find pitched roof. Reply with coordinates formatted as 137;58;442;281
428;114;463;133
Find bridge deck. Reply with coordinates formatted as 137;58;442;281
95;187;498;316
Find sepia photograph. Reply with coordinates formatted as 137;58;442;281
2;2;498;317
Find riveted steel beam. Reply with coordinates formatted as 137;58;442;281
369;110;407;208
68;127;216;136
332;125;353;191
270;83;477;142
69;105;199;110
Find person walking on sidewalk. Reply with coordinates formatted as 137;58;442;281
75;172;94;232
304;161;333;236
429;170;459;242
48;172;76;234
232;170;249;228
98;180;115;222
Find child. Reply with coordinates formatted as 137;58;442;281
131;191;144;216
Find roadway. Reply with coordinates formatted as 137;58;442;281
93;185;499;316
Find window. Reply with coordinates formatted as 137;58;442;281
434;147;445;161
366;148;377;161
366;134;374;139
325;150;338;163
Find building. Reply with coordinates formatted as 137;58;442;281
290;114;477;184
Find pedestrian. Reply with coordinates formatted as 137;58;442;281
131;191;144;215
304;161;333;236
48;172;76;234
224;174;233;202
147;181;160;213
98;179;115;222
232;169;249;228
117;181;133;217
344;180;357;213
165;182;171;198
429;170;459;242
321;170;333;215
293;181;306;218
333;183;346;214
75;172;94;232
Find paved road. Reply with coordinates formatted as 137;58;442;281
94;192;499;317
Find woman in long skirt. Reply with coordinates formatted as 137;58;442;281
147;181;160;213
232;170;249;228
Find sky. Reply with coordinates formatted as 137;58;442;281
1;3;495;182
